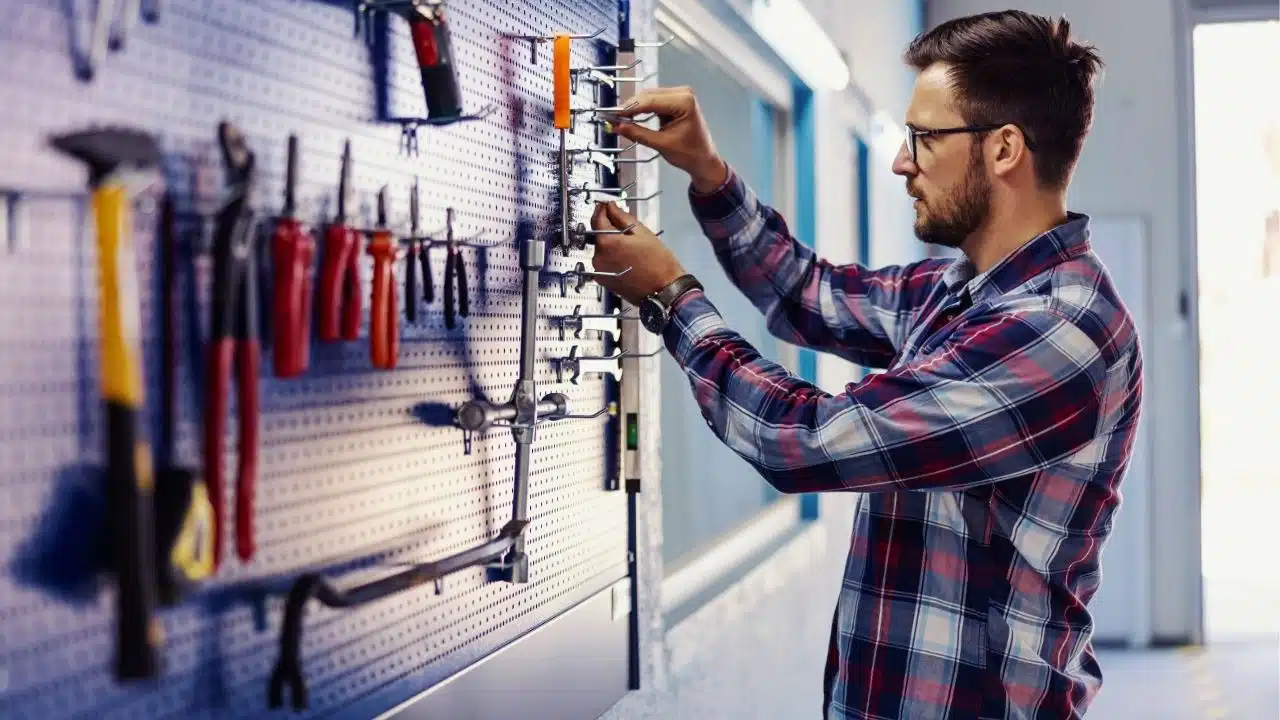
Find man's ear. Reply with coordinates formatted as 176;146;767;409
989;125;1029;179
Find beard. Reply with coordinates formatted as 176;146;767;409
912;149;992;249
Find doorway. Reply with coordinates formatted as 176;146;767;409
1191;17;1280;641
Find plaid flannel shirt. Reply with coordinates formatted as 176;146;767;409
662;168;1144;720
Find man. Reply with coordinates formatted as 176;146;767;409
589;9;1143;720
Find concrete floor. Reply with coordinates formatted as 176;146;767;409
1090;636;1279;719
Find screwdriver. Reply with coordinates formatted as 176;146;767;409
271;134;315;378
318;141;361;342
367;187;400;369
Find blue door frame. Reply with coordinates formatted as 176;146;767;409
789;82;821;520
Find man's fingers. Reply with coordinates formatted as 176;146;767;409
590;201;614;230
590;200;638;232
602;199;638;229
616;87;691;118
609;121;664;150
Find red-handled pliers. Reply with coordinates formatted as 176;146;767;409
271;134;315;377
318;140;361;342
204;121;261;569
367;186;399;369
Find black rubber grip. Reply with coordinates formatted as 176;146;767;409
405;245;418;323
106;401;162;681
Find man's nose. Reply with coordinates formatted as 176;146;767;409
890;142;915;177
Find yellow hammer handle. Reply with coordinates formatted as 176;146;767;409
95;185;145;407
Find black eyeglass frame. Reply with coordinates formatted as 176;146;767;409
904;123;1036;163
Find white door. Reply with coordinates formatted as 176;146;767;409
1083;214;1154;646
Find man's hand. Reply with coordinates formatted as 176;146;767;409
610;86;729;193
590;201;687;306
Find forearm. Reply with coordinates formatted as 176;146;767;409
662;290;1106;494
688;168;937;369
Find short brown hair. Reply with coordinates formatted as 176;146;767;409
904;10;1103;189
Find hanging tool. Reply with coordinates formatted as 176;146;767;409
271;134;315;378
268;519;527;711
553;33;574;255
79;0;118;81
404;178;421;324
204;121;261;570
141;0;162;23
354;0;495;156
154;193;215;605
442;207;468;330
108;0;142;51
552;345;662;385
49;126;164;680
419;209;435;306
552;304;631;342
318;140;362;342
366;187;399;369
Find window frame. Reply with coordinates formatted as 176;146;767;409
653;0;821;627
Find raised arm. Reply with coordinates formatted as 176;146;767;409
585;204;1115;495
689;167;944;368
661;291;1112;494
610;86;940;368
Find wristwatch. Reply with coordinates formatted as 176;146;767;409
639;274;703;334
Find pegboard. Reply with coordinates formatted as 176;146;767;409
0;0;632;717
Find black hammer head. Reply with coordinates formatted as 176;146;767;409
49;127;160;186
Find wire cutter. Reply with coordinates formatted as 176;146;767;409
318;140;362;342
271;134;315;377
204;121;261;569
366;187;399;369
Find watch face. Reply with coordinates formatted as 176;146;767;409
639;298;667;333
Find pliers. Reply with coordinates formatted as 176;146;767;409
366;187;399;369
318;140;361;342
404;177;425;323
271;134;315;377
204;121;261;569
443;207;469;330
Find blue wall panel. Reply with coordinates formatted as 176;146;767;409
0;1;629;717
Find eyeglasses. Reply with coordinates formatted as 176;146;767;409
904;123;1035;164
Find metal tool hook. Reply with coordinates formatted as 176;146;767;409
635;36;674;49
510;27;605;63
389;105;497;157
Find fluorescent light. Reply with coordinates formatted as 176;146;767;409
871;110;906;159
749;0;850;91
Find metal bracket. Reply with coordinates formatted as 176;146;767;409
552;345;662;385
634;37;674;49
454;392;616;454
551;304;633;341
388;106;497;157
568;180;637;204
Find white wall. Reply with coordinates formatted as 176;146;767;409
805;0;927;392
926;0;1202;643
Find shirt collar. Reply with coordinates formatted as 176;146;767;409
940;212;1092;303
